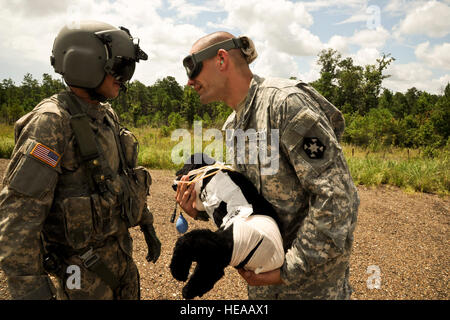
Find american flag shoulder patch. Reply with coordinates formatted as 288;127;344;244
30;143;61;168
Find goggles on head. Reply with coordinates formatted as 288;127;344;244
183;37;245;79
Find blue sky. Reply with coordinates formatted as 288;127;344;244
0;0;449;94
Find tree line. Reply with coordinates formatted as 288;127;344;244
0;73;232;129
0;49;448;156
310;49;449;156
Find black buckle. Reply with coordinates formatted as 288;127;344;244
232;37;243;49
79;247;100;268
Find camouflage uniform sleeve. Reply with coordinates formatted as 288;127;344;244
0;110;68;299
278;94;359;285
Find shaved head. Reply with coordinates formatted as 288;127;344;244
193;31;234;51
192;31;248;68
187;31;253;108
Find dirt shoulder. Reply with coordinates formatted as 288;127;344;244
0;159;448;300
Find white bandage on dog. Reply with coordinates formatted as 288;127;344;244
193;170;284;274
229;215;284;274
199;171;253;229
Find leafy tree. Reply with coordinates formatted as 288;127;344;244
335;57;364;114
41;73;65;99
310;48;341;104
154;76;183;102
360;53;395;114
378;88;393;110
181;85;201;127
20;73;41;113
312;50;394;115
168;112;184;129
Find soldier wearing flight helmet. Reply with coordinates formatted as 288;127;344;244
0;20;160;300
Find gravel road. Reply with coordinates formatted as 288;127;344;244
0;159;448;300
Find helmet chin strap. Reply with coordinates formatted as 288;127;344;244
86;82;127;103
87;88;108;103
68;74;127;103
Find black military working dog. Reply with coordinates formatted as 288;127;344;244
170;154;284;299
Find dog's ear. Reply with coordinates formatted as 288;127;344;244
175;163;195;177
175;153;216;177
199;153;216;166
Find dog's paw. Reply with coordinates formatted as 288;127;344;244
182;284;205;300
170;265;189;282
170;259;190;282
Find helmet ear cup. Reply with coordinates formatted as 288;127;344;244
51;21;113;89
61;46;106;88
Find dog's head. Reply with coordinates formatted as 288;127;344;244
172;153;258;228
172;153;221;212
172;153;216;191
175;153;216;178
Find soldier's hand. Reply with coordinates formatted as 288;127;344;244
237;268;284;286
175;175;199;219
140;224;161;263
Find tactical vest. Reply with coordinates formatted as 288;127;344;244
42;91;151;251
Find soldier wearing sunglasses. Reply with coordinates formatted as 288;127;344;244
177;31;360;300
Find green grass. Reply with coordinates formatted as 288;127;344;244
0;123;15;158
346;156;449;195
0;124;448;195
343;144;449;195
133;127;180;170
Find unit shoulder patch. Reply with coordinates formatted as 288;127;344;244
303;137;325;159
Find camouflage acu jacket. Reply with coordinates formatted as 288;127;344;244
0;90;153;299
222;75;360;299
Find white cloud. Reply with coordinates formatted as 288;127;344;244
217;0;323;57
433;74;450;93
167;0;222;19
336;13;370;25
251;42;301;79
384;0;416;15
351;48;382;66
395;0;450;38
1;0;75;17
299;58;322;83
350;27;390;49
303;0;368;11
0;0;206;85
326;27;390;54
335;3;379;26
327;35;350;54
415;41;450;70
387;62;433;82
383;61;449;93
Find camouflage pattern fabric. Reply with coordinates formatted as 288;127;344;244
0;90;153;299
54;238;140;300
222;75;360;300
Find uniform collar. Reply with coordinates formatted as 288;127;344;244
66;89;107;123
235;92;247;122
223;74;263;131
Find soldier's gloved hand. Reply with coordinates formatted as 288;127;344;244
140;224;161;263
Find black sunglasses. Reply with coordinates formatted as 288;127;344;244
183;38;244;79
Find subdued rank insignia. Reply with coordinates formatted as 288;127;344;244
30;143;61;167
303;137;325;159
